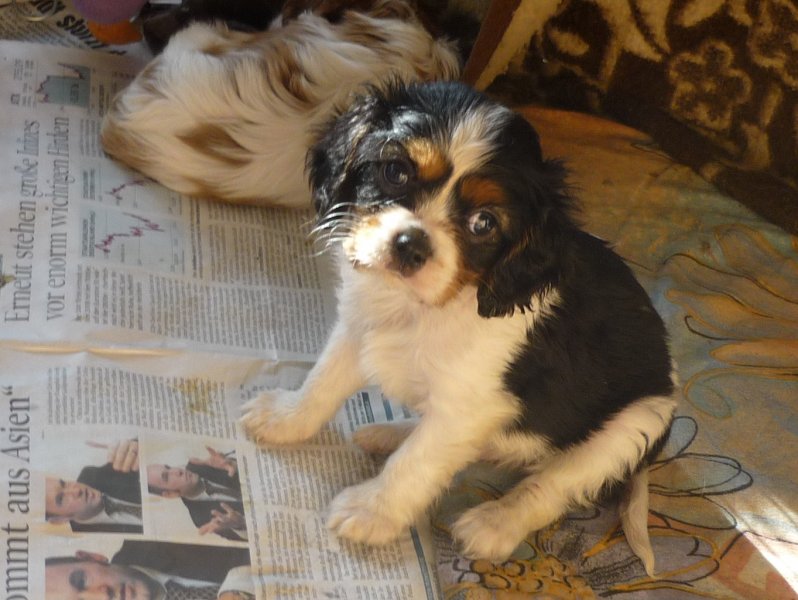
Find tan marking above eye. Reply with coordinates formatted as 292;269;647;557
405;138;452;182
459;176;507;207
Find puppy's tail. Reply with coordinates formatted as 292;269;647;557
620;469;656;577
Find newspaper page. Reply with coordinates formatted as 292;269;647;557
0;39;338;361
0;40;442;599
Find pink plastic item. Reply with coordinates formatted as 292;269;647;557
72;0;149;24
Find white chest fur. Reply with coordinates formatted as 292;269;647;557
338;265;537;415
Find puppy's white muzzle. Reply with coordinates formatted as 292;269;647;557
344;206;431;276
342;203;464;306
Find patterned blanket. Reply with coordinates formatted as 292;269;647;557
432;105;798;599
486;0;798;236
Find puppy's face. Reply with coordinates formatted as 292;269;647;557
309;82;572;316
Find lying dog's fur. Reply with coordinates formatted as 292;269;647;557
241;81;678;574
101;0;459;206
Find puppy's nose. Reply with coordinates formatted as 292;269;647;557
392;227;432;275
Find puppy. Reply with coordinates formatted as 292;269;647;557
241;81;677;575
101;0;459;206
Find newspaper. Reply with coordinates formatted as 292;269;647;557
0;40;442;599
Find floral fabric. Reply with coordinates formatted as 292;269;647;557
490;0;798;235
433;105;798;599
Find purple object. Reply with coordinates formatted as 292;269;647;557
72;0;149;24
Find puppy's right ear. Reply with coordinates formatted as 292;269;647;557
307;92;387;215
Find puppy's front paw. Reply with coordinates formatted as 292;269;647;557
452;500;525;562
240;390;319;446
327;479;407;545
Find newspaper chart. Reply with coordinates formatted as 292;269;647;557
0;40;441;599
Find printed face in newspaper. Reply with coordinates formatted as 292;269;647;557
45;554;160;600
45;477;104;522
146;464;201;498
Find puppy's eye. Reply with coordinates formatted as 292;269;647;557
380;160;414;192
467;210;498;236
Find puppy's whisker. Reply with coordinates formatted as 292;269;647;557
300;214;319;230
309;246;333;258
310;228;353;247
325;234;351;245
311;215;356;238
316;207;350;219
308;236;350;257
311;227;351;243
316;217;356;232
309;221;354;253
318;201;358;218
312;215;355;232
318;235;352;251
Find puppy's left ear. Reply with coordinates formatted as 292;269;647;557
306;91;387;215
477;117;573;318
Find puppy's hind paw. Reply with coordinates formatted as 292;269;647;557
240;389;319;446
452;500;525;563
352;422;415;455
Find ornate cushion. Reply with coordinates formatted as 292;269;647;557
483;0;798;234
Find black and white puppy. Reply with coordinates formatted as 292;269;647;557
241;82;677;574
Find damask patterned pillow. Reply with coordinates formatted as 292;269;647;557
488;0;798;234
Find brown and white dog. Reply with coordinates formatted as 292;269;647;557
101;0;460;206
241;81;678;574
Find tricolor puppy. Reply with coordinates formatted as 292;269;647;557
101;0;459;206
241;82;677;574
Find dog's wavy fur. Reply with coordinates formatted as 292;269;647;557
241;82;677;575
101;0;459;206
